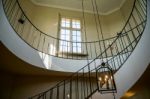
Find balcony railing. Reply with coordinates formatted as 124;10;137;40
2;0;146;60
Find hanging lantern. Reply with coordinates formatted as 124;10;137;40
96;62;117;94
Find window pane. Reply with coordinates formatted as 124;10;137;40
77;47;81;53
60;35;65;40
61;29;66;35
61;46;68;52
59;46;63;51
61;41;65;46
60;44;70;52
61;18;70;28
72;36;76;41
60;29;70;40
66;23;70;28
72;19;80;29
77;43;81;47
73;47;77;53
72;31;76;36
65;30;70;35
61;22;66;27
72;31;77;36
65;35;69;40
76;31;81;36
72;47;81;53
72;24;80;29
73;43;76;47
63;46;67;51
65;42;69;46
77;37;81;42
61;29;70;35
77;24;80;27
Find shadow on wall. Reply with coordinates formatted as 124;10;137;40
121;64;150;99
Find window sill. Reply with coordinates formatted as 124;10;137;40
57;52;88;57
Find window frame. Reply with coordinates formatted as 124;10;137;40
58;16;83;54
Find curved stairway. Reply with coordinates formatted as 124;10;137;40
0;0;149;99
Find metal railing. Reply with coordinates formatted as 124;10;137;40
2;0;144;60
2;0;147;98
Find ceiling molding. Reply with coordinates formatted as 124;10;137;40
31;0;126;15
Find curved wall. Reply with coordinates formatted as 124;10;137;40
0;0;45;69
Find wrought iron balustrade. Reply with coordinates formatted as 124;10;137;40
2;0;146;60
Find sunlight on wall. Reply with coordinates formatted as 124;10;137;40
38;52;52;69
49;44;56;55
38;44;56;69
124;91;135;98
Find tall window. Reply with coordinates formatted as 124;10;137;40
59;17;82;53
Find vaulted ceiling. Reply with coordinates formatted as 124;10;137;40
31;0;126;15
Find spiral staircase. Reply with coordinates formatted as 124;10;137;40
0;0;149;99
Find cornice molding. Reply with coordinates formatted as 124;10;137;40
31;0;126;15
